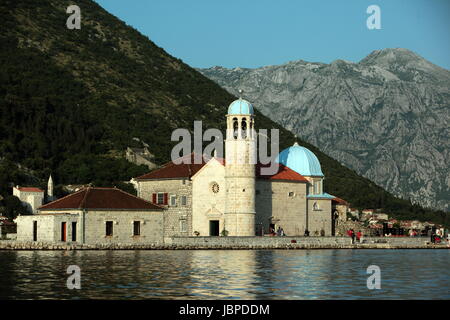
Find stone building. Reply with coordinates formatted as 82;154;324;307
12;186;44;214
15;187;164;244
135;98;345;237
12;175;56;214
331;197;350;236
126;147;157;170
332;197;349;222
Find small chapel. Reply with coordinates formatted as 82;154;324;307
135;98;343;238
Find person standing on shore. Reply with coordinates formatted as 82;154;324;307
357;231;364;243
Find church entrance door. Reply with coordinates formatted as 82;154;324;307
209;220;219;236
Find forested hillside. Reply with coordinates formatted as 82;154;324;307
0;0;447;226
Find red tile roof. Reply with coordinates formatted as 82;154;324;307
39;187;164;211
15;187;44;193
0;220;15;226
332;197;349;205
135;153;211;180
136;153;308;182
256;163;308;182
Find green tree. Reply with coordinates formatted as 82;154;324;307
1;195;29;220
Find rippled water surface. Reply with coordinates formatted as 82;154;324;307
0;250;448;299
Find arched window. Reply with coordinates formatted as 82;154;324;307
241;118;247;139
233;118;238;139
313;180;321;194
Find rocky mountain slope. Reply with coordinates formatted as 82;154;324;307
199;49;450;211
0;0;447;226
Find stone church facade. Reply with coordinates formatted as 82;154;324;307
135;98;343;237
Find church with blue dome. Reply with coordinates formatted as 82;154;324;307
135;97;344;238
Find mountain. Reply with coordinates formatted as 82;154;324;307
199;49;450;212
0;0;447;226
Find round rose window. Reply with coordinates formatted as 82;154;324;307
212;183;219;193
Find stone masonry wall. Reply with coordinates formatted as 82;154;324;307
307;199;332;236
138;178;192;237
225;137;256;236
191;159;226;236
167;236;433;247
84;210;163;244
255;180;308;236
15;214;78;242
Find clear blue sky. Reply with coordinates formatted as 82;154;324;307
94;0;450;69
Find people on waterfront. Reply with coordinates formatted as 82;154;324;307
280;228;285;237
356;230;360;242
436;228;441;238
348;229;356;244
357;230;363;243
276;226;282;236
269;226;275;236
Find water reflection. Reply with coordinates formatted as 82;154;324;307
0;250;448;300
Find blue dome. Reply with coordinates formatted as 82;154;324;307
228;98;254;115
276;143;324;177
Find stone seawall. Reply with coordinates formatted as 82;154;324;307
166;236;447;248
0;237;448;250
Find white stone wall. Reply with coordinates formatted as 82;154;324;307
137;178;192;237
15;209;164;244
307;199;332;236
12;188;44;214
191;159;226;236
83;210;163;244
15;213;79;242
255;180;308;236
224;124;256;236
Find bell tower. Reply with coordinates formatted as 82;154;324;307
47;174;54;201
224;95;256;236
